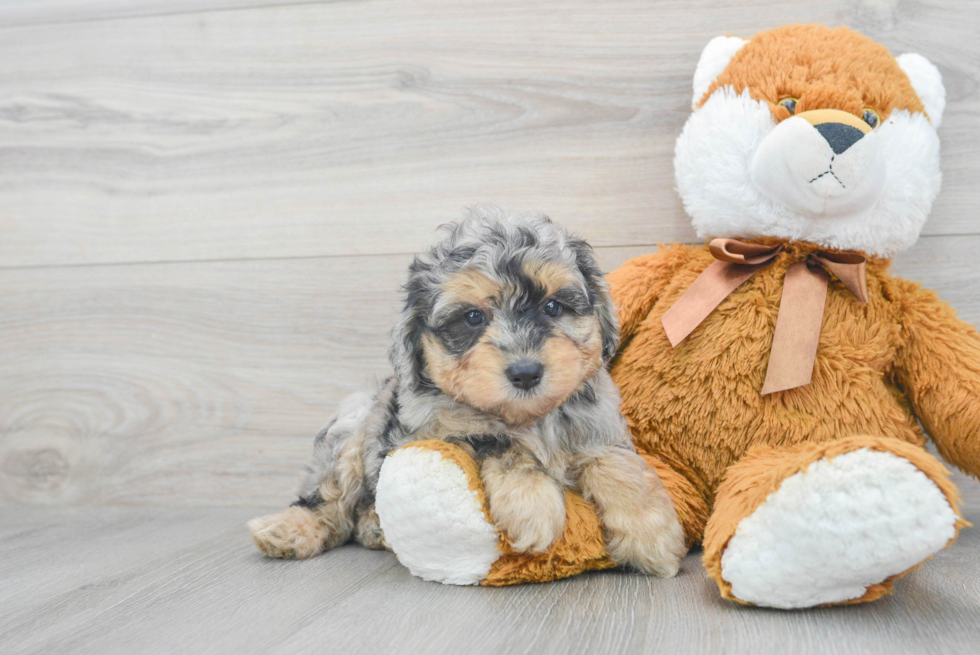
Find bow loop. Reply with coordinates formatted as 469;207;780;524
708;238;782;265
811;251;869;303
662;239;870;395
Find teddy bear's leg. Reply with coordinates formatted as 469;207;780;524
375;441;706;585
374;441;503;585
376;440;623;585
702;436;965;609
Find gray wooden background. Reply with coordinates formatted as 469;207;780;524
1;0;978;510
3;3;980;653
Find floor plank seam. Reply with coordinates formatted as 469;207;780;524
0;233;971;273
0;1;344;33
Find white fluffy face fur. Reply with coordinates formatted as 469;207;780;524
675;42;944;258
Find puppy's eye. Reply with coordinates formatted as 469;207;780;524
543;300;563;317
464;309;485;327
862;108;880;128
778;97;798;114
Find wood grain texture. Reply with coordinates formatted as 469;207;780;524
0;0;978;267
2;1;979;650
0;253;400;505
1;235;978;506
0;0;321;28
1;489;978;655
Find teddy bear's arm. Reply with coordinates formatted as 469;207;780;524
606;244;694;342
894;278;980;478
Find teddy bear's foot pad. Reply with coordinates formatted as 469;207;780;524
720;448;958;608
375;445;500;585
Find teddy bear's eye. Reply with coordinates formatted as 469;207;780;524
862;108;880;128
778;97;798;114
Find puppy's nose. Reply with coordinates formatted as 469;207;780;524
506;361;543;390
814;122;865;155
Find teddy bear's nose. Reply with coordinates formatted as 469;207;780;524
795;109;873;156
814;122;866;155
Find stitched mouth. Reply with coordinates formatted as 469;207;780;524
808;155;846;188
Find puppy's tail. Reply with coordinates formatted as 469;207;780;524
250;380;397;559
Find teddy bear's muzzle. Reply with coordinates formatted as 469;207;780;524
749;108;887;220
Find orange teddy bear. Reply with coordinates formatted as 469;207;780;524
374;24;979;608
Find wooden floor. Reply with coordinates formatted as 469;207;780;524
3;472;980;655
2;0;980;652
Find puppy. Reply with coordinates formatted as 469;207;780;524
249;205;686;576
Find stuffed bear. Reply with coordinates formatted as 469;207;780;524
373;24;980;608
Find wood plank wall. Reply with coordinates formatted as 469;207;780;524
2;0;978;506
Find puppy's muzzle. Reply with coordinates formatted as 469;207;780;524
506;361;544;391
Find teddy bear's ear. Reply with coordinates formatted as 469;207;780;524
691;36;748;109
897;53;945;129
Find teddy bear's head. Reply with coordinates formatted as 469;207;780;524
674;24;945;257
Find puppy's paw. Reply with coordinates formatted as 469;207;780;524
603;505;687;577
489;476;566;553
248;506;326;559
355;505;391;551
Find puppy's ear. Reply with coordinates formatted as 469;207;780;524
389;257;435;391
569;238;620;361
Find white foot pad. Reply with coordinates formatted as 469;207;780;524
720;448;957;608
375;447;500;585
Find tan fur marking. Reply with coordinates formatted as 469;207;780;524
423;325;601;426
423;331;512;411
440;268;502;307
538;333;602;400
523;260;581;297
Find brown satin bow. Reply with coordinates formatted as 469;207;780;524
661;238;869;395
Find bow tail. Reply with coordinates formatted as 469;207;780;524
761;263;830;395
662;260;765;347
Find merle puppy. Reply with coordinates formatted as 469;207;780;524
249;205;686;576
